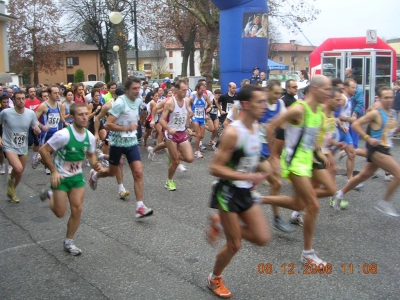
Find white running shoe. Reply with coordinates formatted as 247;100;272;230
331;192;342;212
89;169;98;190
337;150;347;162
195;151;203;158
147;146;155;161
32;153;41;169
45;168;51;175
177;164;187;172
8;165;12;174
199;141;207;151
63;240;82;256
301;250;327;266
0;164;5;174
85;159;90;167
384;174;394;182
135;204;154;218
374;200;400;217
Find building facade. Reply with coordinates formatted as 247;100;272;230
0;1;16;82
387;38;400;69
270;41;314;74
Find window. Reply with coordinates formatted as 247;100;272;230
278;56;283;63
88;74;96;81
67;74;74;83
169;63;173;69
66;57;79;66
144;64;152;70
169;51;173;57
304;56;310;62
290;56;295;63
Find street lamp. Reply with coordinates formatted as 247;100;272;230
108;0;139;71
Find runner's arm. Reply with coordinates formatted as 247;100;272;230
94;102;111;138
62;103;71;123
158;100;173;131
59;104;67;125
351;110;379;142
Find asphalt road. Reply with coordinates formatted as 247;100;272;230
1;135;399;299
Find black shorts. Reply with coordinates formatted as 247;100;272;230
209;113;218;121
210;181;254;213
259;153;270;162
219;114;227;124
275;127;285;141
366;144;390;163
312;151;326;170
145;120;152;129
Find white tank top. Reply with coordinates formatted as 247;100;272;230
167;97;188;131
340;94;352;129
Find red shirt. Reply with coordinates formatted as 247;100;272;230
25;98;41;111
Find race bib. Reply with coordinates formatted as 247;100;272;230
12;132;26;148
195;107;204;118
64;161;82;176
173;114;187;127
226;103;233;113
47;113;60;128
211;107;218;114
121;130;136;138
236;156;258;173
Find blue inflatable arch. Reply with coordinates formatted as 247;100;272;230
212;0;269;92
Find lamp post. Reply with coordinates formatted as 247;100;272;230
109;0;139;71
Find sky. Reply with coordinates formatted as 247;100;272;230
279;0;399;47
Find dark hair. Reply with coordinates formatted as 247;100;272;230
26;85;36;93
285;79;295;89
0;94;9;102
195;82;206;91
107;81;117;89
14;90;26;99
300;70;309;80
37;89;49;98
377;85;393;98
198;78;206;83
70;102;87;116
331;87;342;98
142;81;148;85
331;78;343;87
375;84;386;95
63;88;73;97
343;78;356;87
303;85;310;96
266;80;280;90
213;88;222;94
91;88;101;98
94;82;104;89
176;80;188;90
47;85;60;94
237;85;263;102
124;76;141;90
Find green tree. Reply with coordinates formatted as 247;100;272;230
74;69;85;83
7;0;65;85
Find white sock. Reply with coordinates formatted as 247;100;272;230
303;249;314;255
118;184;124;192
337;190;344;199
136;201;143;209
291;211;300;218
33;152;38;158
210;273;219;280
48;190;53;197
64;238;73;245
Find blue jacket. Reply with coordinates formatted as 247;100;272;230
350;86;365;118
393;90;400;111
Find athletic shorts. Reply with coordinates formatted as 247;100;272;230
109;145;141;166
145;120;152;129
349;126;359;149
52;173;85;192
209;113;218;121
259;153;270;163
366;144;390;163
281;150;313;178
219;114;227;124
192;118;205;126
338;128;353;145
275;128;285;141
4;151;26;158
28;127;40;147
210;181;254;213
165;130;188;144
312;151;326;170
40;131;55;146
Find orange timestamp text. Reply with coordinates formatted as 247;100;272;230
257;263;378;275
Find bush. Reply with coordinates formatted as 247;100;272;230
74;69;84;83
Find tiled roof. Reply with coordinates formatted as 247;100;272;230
274;43;315;52
163;42;201;49
57;42;98;52
127;49;166;59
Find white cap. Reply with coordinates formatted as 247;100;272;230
152;82;159;88
164;77;170;80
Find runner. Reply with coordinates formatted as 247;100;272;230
143;92;159;148
189;82;213;158
208;89;223;146
263;75;331;265
62;89;74;125
33;85;67;175
0;90;41;203
158;80;194;191
89;77;153;218
39;102;103;255
206;84;270;298
330;86;400;217
0;95;10;174
25;85;42;167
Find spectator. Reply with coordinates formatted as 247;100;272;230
236;79;250;93
299;70;309;84
249;67;260;84
392;80;400;121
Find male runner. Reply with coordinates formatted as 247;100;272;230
0;90;41;203
263;75;331;265
159;80;194;191
217;82;237;127
0;95;10;174
25;85;42;165
207;84;270;298
39;103;102;255
331;86;400;216
89;77;153;218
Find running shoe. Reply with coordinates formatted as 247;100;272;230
290;213;304;227
39;187;51;201
207;274;232;299
147;146;155;161
337;150;347;162
340;200;349;209
165;180;176;191
89;169;98;190
263;179;270;187
95;149;104;160
195;151;203;158
135;204;154;218
177;164;187;172
102;160;109;167
0;164;5;174
384;174;394;182
7;177;14;196
63;240;82;256
85;159;90;167
45;168;51;175
331;192;342;212
119;189;130;199
374;200;400;217
353;183;364;190
8;193;20;203
31;153;41;169
273;216;294;233
8;165;12;174
199;141;207;151
206;214;222;245
300;250;327;266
